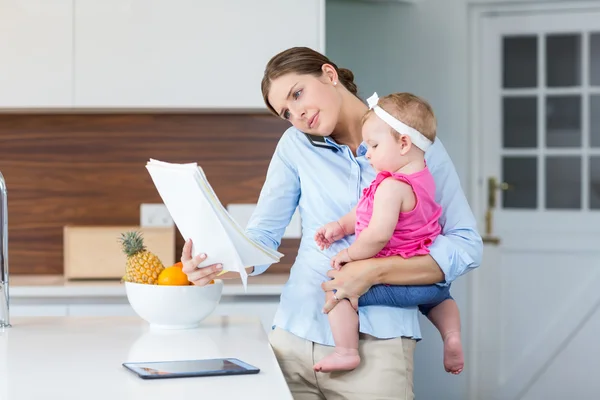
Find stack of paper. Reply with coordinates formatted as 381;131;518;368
145;159;283;290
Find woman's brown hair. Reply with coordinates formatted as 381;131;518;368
261;47;358;115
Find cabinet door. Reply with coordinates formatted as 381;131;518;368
0;0;72;107
11;305;68;317
74;0;324;109
68;304;137;316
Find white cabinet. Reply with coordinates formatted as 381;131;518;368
0;0;73;108
0;0;324;110
73;0;325;109
10;298;279;332
68;304;137;317
11;305;68;317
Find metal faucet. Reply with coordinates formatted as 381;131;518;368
0;171;9;328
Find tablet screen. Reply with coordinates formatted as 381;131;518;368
123;358;259;379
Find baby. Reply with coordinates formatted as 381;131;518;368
313;92;463;375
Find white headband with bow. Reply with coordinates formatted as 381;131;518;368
366;92;432;152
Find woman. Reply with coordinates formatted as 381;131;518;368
182;47;482;400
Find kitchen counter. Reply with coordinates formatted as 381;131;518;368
0;315;292;400
8;275;287;333
9;274;289;298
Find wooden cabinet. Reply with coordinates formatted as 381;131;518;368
0;0;73;108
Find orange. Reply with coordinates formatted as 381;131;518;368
157;265;190;286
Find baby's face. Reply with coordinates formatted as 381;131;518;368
362;115;405;173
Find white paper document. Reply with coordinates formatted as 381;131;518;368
145;159;283;290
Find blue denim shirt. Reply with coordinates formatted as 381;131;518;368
246;127;482;346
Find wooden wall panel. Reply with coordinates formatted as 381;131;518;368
0;114;298;276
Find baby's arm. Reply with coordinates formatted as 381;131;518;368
337;205;357;236
345;178;412;261
315;206;357;250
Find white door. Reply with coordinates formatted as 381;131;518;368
471;5;600;400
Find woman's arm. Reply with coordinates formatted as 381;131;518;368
245;130;301;276
183;129;301;284
425;139;483;284
320;255;443;312
369;254;444;285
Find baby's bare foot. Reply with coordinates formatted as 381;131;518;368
313;348;360;373
444;331;464;374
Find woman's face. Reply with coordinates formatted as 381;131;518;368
267;70;341;136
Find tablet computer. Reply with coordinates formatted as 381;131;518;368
122;358;260;380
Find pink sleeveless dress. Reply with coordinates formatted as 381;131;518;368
355;168;442;258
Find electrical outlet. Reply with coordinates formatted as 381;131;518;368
140;203;174;227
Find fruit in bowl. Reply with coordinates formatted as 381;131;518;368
119;231;222;329
156;261;215;286
119;231;165;284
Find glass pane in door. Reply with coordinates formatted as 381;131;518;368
546;34;581;87
591;33;600;86
546;96;582;147
546;156;581;209
503;36;537;88
502;157;537;209
592;95;600;147
591;157;600;209
503;97;537;148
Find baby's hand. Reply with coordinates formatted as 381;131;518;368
314;221;346;250
331;248;353;270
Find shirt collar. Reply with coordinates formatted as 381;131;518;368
357;142;367;156
324;137;367;156
323;136;342;150
304;132;367;156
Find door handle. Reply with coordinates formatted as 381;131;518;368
484;177;512;244
487;177;512;209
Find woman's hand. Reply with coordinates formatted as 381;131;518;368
321;258;375;314
181;239;223;286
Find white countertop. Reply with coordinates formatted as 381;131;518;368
9;274;288;298
0;315;292;400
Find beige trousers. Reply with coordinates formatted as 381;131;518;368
268;327;416;400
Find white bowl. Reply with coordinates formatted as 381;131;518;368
124;280;224;329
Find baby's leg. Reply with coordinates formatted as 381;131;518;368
359;283;463;374
313;291;360;373
423;299;464;375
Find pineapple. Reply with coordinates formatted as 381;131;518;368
119;231;165;284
